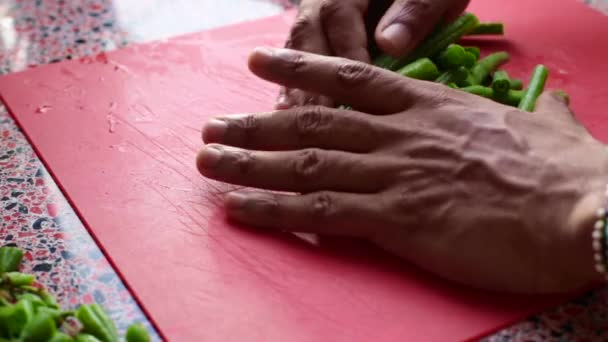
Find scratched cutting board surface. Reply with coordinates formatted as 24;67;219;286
1;0;607;340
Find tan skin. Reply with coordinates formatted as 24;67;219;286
197;47;608;294
278;0;470;108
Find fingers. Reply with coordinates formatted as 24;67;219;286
202;106;395;152
534;91;577;123
279;0;333;109
196;144;399;193
248;47;439;114
375;0;450;57
319;0;371;62
224;190;382;237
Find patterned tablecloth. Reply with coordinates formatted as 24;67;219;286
1;0;607;340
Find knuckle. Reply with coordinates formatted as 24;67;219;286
319;0;341;21
226;150;255;174
249;194;281;218
394;0;435;24
286;13;315;49
337;61;379;87
229;114;260;141
310;192;334;220
293;149;324;182
294;106;333;138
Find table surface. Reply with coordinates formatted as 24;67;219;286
1;0;608;340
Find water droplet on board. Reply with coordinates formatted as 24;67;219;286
34;105;52;114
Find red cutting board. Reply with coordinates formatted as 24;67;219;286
1;0;607;340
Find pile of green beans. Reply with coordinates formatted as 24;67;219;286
373;13;564;111
0;246;150;342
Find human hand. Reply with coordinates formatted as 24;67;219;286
278;0;470;109
197;47;608;294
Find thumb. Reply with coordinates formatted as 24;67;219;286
375;0;448;57
534;90;576;123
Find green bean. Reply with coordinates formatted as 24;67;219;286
447;83;459;89
20;311;56;342
470;52;510;85
460;86;524;106
491;70;511;94
76;334;103;342
16;293;45;312
40;289;60;310
396;58;440;81
373;13;479;70
463;51;477;68
126;323;151;342
436;44;467;70
49;332;75;342
436;66;470;86
0;247;24;274
464;47;480;60
518;65;549;111
467;22;504;35
77;304;119;342
4;272;35;287
510;79;524;90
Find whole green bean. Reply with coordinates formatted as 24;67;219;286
470;52;510;85
0;247;23;274
518;65;549;111
125;323;151;342
397;58;440;81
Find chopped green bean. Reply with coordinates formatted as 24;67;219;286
436;44;467;69
126;323;151;342
397;58;440;81
4;272;35;287
467;22;504;35
20;312;56;342
491;70;511;94
463;52;477;68
518;65;549;111
464;47;481;60
0;247;23;274
373;13;479;70
436;66;470;86
49;332;75;342
460;85;524;106
77;304;119;342
510;79;524;90
470;52;510;85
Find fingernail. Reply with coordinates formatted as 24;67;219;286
381;23;411;53
226;192;248;211
276;95;291;109
203;119;228;142
198;146;223;169
253;46;274;57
